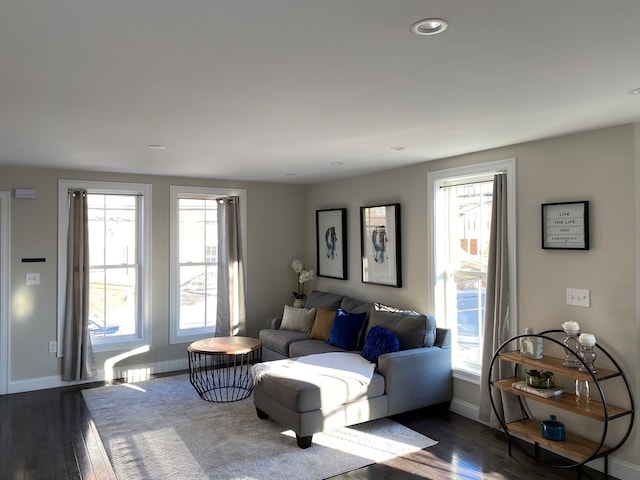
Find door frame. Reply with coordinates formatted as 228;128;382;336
0;191;10;394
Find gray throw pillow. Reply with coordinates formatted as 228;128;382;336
305;290;343;310
280;305;317;334
367;303;435;349
340;297;373;316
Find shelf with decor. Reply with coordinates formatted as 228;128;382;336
488;330;634;478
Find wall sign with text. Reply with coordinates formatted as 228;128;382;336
541;201;589;250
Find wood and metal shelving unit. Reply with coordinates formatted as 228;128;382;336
488;330;634;478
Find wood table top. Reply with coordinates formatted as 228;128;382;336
188;336;262;355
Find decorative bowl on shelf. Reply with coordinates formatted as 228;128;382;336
525;369;555;389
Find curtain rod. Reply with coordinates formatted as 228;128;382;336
71;190;143;197
439;179;494;189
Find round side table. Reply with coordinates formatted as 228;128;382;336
187;336;262;402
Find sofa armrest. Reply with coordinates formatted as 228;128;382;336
435;328;451;348
266;316;283;330
378;346;452;415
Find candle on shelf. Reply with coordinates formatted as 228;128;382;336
561;321;582;368
578;333;597;373
578;333;596;346
562;321;580;333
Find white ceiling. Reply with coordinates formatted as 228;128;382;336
1;1;639;184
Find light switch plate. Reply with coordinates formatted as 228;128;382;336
26;273;40;285
567;288;590;307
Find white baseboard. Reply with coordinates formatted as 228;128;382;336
448;396;639;480
449;397;489;424
608;457;640;480
8;358;189;394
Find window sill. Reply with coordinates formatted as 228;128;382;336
169;330;216;345
452;367;481;385
90;337;148;354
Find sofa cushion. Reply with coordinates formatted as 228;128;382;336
367;303;436;349
327;309;367;350
423;313;437;346
339;297;373;317
254;360;386;412
310;306;336;341
288;339;345;357
280;305;316;334
305;290;344;310
361;326;400;363
259;329;310;357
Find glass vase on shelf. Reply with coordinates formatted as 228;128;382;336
575;379;591;406
541;415;566;441
561;321;582;367
520;327;543;359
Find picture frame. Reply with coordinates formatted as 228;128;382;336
360;203;401;287
316;208;348;279
541;201;589;250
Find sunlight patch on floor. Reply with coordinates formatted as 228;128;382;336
281;420;437;463
103;345;150;381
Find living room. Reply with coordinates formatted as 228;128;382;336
1;2;639;479
2;122;638;479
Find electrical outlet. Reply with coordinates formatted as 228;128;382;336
26;273;40;285
48;341;57;354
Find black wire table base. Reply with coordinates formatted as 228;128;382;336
188;338;262;403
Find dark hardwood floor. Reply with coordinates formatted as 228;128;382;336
0;374;615;480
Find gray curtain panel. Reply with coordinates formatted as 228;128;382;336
216;196;247;337
478;174;519;427
62;189;97;381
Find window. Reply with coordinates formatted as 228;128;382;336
169;186;247;344
57;180;151;353
427;160;516;378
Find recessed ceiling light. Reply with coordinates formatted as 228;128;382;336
148;144;167;150
390;146;405;151
628;87;640;95
411;18;448;36
331;161;344;166
285;173;297;177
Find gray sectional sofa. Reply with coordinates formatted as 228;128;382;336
253;290;452;448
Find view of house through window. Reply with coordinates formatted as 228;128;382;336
57;180;151;352
87;193;140;339
447;180;493;372
176;197;218;333
169;186;246;344
430;160;515;377
433;175;495;374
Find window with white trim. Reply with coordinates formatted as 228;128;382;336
57;180;152;353
169;186;247;344
427;160;516;377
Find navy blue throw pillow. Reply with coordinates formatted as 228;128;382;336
327;308;367;351
361;325;400;363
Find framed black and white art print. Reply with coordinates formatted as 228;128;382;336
316;208;348;280
360;203;401;287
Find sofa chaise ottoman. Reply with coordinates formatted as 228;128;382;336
252;352;385;448
252;290;452;448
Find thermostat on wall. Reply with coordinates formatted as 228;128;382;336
14;188;36;199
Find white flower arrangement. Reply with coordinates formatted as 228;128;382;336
291;259;315;299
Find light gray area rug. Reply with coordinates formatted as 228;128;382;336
82;374;437;480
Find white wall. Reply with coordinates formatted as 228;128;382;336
307;124;639;477
0;166;307;386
